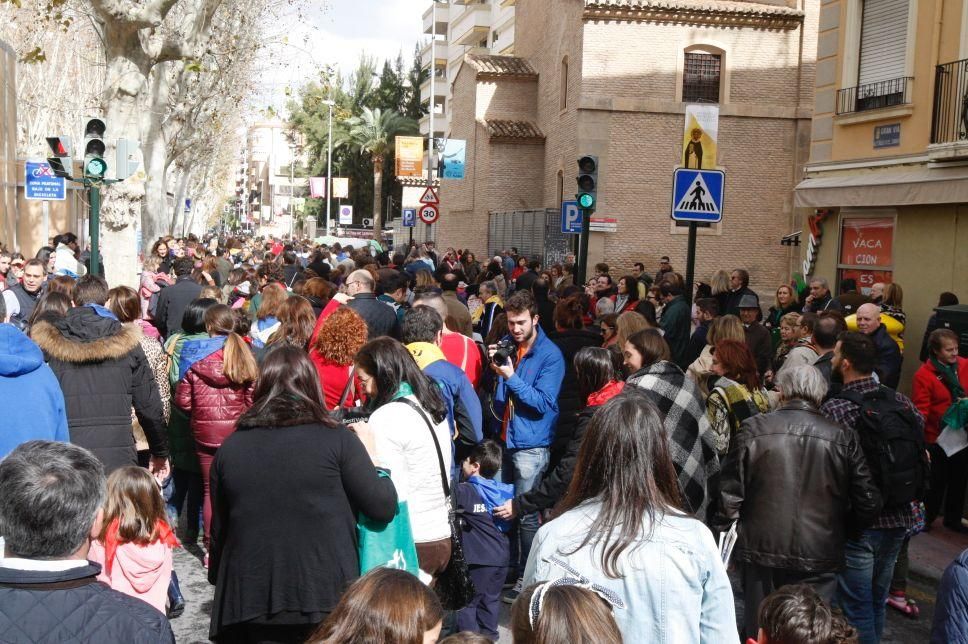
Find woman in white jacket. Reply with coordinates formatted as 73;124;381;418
523;388;736;643
351;336;453;580
52;233;86;277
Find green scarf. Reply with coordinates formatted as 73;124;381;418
932;357;965;400
391;382;414;401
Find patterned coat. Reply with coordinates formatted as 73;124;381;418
627;361;721;524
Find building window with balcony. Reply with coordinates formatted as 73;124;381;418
682;52;721;104
838;0;912;114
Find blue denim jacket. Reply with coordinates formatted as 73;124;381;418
492;327;565;450
523;500;737;643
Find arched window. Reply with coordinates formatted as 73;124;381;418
681;45;726;104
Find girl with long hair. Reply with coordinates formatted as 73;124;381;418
266;295;316;350
352;337;452;578
209;346;395;643
511;582;623;644
522;390;735;641
89;466;179;614
308;568;442;644
706;339;772;455
175;304;257;557
612;275;640;313
251;282;286;348
686;313;746;387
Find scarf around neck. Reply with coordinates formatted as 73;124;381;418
471;295;503;323
932;357;965;400
406;342;446;370
102;517;180;576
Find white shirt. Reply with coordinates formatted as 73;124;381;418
371;396;452;543
1;557;89;571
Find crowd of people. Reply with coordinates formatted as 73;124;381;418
0;233;966;644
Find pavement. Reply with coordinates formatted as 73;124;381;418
169;521;968;643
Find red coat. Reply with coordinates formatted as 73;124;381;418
912;357;968;444
310;352;358;410
175;350;254;448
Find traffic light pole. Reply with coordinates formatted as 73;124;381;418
576;207;592;286
88;183;101;277
684;222;698;306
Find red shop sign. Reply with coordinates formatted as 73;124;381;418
839;218;894;268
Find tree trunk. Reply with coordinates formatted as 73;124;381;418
98;43;149;288
170;167;192;236
371;155;383;243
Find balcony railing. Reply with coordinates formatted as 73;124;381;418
836;77;913;115
931;58;968;144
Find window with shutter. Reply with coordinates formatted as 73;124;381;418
682;53;721;104
854;0;910;110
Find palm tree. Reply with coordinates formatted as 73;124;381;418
336;107;417;241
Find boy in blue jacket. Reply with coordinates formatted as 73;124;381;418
455;440;514;639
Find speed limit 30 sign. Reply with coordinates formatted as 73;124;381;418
418;203;439;224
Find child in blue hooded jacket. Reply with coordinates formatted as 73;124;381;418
455;440;514;639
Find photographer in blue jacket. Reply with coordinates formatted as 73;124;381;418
487;290;565;603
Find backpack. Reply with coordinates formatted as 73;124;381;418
835;386;928;508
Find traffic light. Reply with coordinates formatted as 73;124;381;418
576;155;598;211
82;117;107;179
46;136;73;178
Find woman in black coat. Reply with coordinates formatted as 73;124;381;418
494;347;624;521
208;345;396;643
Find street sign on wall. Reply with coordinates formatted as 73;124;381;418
671;168;725;223
25;162;66;200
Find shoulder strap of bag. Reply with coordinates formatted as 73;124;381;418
397;396;451;498
337;364;357;409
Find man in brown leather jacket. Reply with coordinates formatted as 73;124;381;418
715;364;882;640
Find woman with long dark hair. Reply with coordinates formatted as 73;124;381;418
208;345;396;643
352;337;452;579
495;347;624;523
522;389;735;641
612;275;640;313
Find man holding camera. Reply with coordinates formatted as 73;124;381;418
487;291;565;603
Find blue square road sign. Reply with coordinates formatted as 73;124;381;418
402;208;416;227
25;162;66;201
561;200;582;234
671;168;724;223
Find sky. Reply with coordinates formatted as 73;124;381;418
254;0;427;117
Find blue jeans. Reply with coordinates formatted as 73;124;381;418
501;447;550;575
837;527;907;644
163;468;203;538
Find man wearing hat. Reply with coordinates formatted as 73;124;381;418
739;294;773;379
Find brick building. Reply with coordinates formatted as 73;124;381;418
437;0;819;296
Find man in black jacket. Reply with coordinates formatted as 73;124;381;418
716;365;881;640
345;269;399;340
856;303;903;388
0;441;174;643
725;268;759;316
739;294;773;379
31;276;169;477
154;257;202;339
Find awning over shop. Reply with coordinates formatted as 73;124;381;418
794;164;968;208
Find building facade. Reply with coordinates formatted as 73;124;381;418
420;0;516;140
243;121;307;237
437;0;819;298
795;0;968;387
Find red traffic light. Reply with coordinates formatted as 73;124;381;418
46;136;72;157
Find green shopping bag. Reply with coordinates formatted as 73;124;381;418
358;473;420;576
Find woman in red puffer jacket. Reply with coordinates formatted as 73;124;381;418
176;304;258;553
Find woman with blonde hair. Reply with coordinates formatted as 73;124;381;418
614;311;652;352
710;269;732;315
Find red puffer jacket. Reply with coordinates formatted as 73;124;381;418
175;349;255;449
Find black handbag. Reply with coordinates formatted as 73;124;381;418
398;397;476;610
333;365;371;424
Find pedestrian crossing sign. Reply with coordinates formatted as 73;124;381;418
671;168;725;223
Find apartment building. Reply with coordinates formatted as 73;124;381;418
795;0;968;384
420;0;516;139
244;121;307;235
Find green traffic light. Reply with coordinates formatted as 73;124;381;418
85;157;107;179
578;193;595;209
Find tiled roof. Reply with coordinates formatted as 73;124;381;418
483;120;545;141
584;0;804;28
466;55;538;78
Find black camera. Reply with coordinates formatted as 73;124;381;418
491;338;515;366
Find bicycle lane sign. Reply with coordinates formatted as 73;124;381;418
25;162;66;201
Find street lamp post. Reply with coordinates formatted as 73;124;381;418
322;98;336;237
